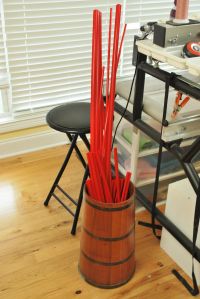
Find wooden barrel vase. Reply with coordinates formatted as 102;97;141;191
79;182;135;288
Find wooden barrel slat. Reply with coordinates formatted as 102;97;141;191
81;229;134;263
79;182;135;288
79;251;135;288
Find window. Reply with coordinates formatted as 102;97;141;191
0;3;9;116
3;0;131;119
0;0;200;129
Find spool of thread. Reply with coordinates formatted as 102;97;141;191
182;42;200;58
174;0;189;24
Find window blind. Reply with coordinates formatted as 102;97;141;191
3;0;130;114
1;0;200;118
0;5;6;75
0;4;9;114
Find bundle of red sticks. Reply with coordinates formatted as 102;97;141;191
86;4;132;203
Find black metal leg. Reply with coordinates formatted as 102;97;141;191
151;77;171;238
66;132;87;168
151;143;163;238
80;133;90;150
182;136;200;163
132;53;146;122
71;165;89;235
44;134;79;206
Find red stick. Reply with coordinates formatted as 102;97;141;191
95;154;112;203
94;10;101;152
121;172;132;202
98;11;101;151
119;177;124;196
98;66;105;152
102;8;112;162
87;152;101;201
104;4;121;183
111;179;117;202
113;147;120;203
106;8;112;104
86;179;93;197
117;24;127;65
98;12;102;93
96;12;103;152
90;10;96;152
91;10;100;152
92;152;105;201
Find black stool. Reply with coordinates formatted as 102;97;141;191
44;101;90;235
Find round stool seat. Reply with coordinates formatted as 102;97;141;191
46;102;90;134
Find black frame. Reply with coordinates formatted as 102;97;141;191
115;51;200;261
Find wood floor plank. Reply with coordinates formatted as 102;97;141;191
0;142;195;299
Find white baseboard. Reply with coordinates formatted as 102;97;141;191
0;130;68;159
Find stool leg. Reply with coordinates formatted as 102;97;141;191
44;134;78;206
71;165;89;235
66;132;86;168
80;133;90;150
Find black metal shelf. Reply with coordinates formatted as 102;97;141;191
115;51;200;264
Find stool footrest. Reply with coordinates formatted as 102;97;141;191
52;193;75;217
57;184;78;206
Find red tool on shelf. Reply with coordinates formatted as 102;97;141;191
171;91;190;119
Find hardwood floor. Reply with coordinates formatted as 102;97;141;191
0;143;195;299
